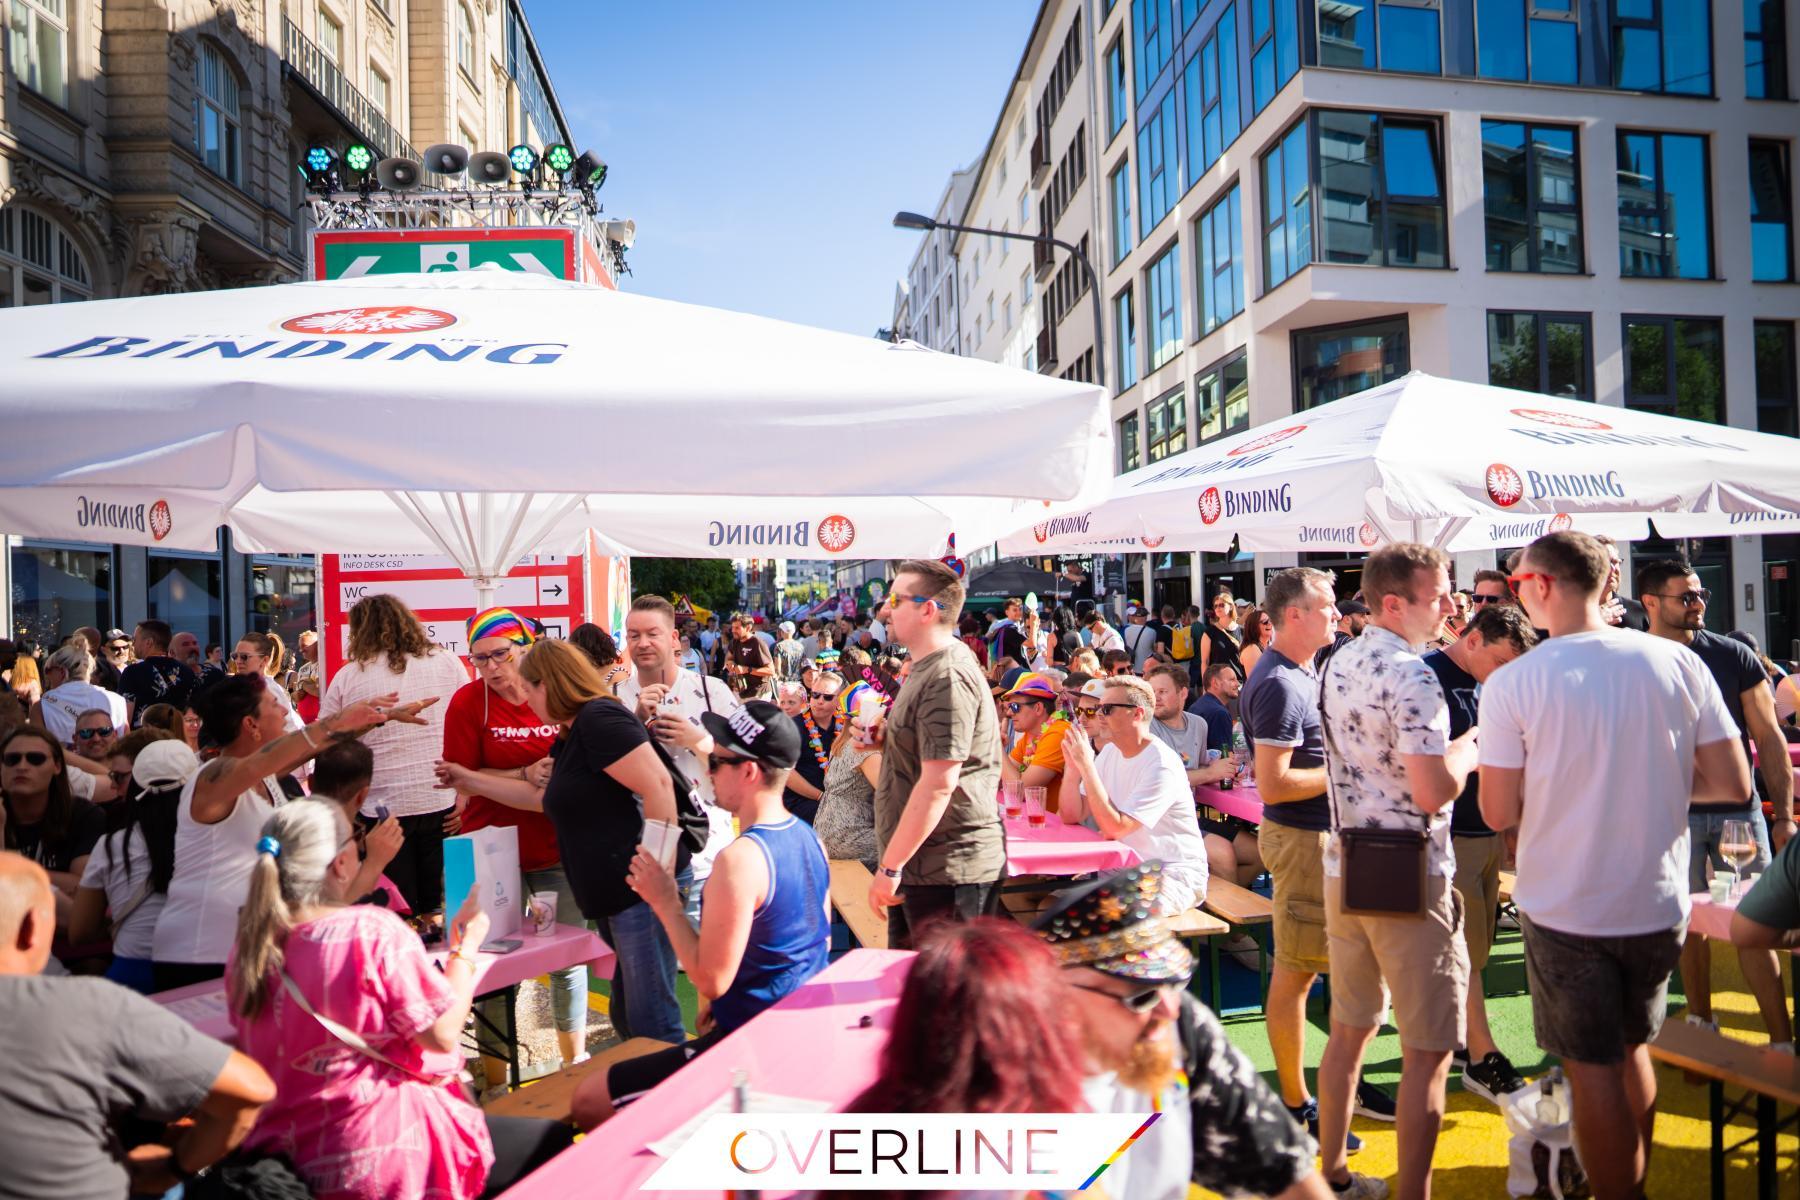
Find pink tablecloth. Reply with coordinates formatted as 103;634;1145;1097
152;921;613;1042
1004;815;1141;877
1196;782;1265;825
500;948;915;1200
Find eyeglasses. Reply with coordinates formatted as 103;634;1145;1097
76;726;115;740
1098;702;1141;716
707;752;752;773
229;651;259;663
1076;705;1103;718
808;690;838;701
894;593;939;609
107;643;130;653
1469;593;1503;605
468;647;518;667
1507;572;1555;595
2;751;50;767
1071;981;1169;1014
1650;589;1711;606
107;769;133;787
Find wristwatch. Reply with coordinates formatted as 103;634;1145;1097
878;865;904;880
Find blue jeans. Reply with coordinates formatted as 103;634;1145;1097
476;867;590;1059
594;867;692;1045
1687;803;1773;893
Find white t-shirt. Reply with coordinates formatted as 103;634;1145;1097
79;829;165;959
1089;622;1125;655
1123;622;1158;670
1079;1071;1193;1200
1480;626;1738;938
320;651;470;818
615;668;742;882
39;682;128;747
1084;738;1209;913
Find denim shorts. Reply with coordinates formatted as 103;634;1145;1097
1687;805;1772;893
1520;914;1685;1064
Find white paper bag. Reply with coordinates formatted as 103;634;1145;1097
443;825;522;939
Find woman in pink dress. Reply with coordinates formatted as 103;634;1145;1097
226;800;573;1199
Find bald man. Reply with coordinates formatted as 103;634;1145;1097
0;852;273;1199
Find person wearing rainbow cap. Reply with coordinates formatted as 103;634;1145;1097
813;681;884;868
1000;671;1073;812
439;607;592;1079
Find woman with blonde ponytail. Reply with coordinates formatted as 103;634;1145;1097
227;801;574;1199
230;632;302;735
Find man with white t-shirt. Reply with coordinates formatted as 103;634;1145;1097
1059;675;1208;914
1479;531;1750;1200
616;594;740;923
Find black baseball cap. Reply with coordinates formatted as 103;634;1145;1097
700;700;802;769
1338;599;1371;615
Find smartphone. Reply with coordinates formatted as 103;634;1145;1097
479;937;523;954
375;804;390;821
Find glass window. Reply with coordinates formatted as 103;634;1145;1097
1379;2;1443;72
0;206;91;306
1111;163;1134;265
1195;352;1250;443
368;65;390;116
1147;387;1189;460
1483;121;1583;273
1746;0;1789;97
1146;242;1183;369
1198;184;1245;333
1479;0;1582;80
1613;0;1713;93
1317;0;1376;66
1137;89;1180;238
1251;0;1300;110
1106;38;1129;137
1756;321;1798;436
1293;315;1411;409
1116;286;1139;393
148;553;224;652
249;557;319;643
1622;315;1725;423
1750;139;1794;282
8;0;67;106
1316;111;1447;268
1119;411;1143;472
9;543;111;648
1186;7;1242;184
1488;311;1594;399
1021;267;1034;305
317;6;342;63
1261;118;1313;290
1134;0;1170;98
195;43;243;186
1617;131;1712;278
457;2;477;79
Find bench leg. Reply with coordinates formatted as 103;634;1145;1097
1711;1080;1726;1200
1209;935;1223;1011
505;985;520;1088
1758;1094;1776;1200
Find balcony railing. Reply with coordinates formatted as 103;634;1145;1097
1030;126;1051;185
1035;323;1058;374
282;18;416;163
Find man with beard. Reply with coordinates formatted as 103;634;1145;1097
1034;863;1334;1200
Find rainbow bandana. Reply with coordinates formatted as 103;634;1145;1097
466;607;538;646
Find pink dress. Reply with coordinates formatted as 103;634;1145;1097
230;906;494;1200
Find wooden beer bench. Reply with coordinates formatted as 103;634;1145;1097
828;860;889;950
1649;1018;1800;1200
482;1038;677;1126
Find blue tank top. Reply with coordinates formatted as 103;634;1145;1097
710;816;831;1034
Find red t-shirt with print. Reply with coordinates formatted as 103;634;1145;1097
441;679;562;871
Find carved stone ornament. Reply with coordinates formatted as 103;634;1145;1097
169;33;198;74
1;158;113;260
126;210;204;295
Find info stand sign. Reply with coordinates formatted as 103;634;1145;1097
307;227;615;287
319;553;585;683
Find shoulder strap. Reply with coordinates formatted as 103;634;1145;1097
1317;654;1345;833
278;969;459;1086
108;878;155;938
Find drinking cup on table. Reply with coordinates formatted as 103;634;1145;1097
1024;785;1048;829
1000;780;1024;820
1709;873;1732;904
528;891;558;936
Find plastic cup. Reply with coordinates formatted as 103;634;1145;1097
1023;786;1048;829
1000;780;1024;820
529;890;558;936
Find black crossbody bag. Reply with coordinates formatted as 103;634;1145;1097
1319;656;1428;918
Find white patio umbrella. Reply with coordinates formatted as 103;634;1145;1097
1000;372;1800;557
0;270;1111;603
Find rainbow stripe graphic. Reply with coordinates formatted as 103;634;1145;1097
1076;1111;1162;1191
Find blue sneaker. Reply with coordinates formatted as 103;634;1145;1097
1286;1099;1362;1153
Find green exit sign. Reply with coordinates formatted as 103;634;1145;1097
311;230;576;281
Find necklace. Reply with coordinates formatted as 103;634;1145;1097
800;709;834;770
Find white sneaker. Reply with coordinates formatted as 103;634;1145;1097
1329;1171;1389;1199
1685;1013;1720;1033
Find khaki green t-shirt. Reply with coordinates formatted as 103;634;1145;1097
873;638;1006;886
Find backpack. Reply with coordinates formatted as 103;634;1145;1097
1171;623;1195;661
603;697;711;867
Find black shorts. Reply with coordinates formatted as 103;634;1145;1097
1200;815;1251;841
607;1028;725;1108
1520;914;1685;1064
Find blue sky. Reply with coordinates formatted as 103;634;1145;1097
525;1;1039;336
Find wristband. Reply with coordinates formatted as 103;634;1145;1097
301;723;320;751
877;865;903;880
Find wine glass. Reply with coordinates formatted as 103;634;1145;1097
1720;818;1756;899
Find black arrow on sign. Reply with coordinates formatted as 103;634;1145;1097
543;582;565;598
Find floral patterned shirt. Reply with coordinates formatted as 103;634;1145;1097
1318;624;1454;877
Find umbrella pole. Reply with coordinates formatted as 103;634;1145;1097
474;576;499;611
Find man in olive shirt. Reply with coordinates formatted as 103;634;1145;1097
866;558;1007;948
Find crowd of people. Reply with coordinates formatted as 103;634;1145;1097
3;530;1798;1199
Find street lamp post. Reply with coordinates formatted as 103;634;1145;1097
892;211;1106;393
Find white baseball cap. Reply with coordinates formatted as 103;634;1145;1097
133;740;200;790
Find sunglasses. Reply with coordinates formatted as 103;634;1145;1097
1507;572;1554;594
707;752;755;773
1650;588;1711;606
468;647;518;667
894;593;939;608
107;643;130;653
1469;593;1503;605
76;726;116;740
107;769;134;787
2;751;50;767
1097;701;1141;716
1072;981;1169;1014
808;691;838;701
229;651;259;663
1076;704;1103;718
